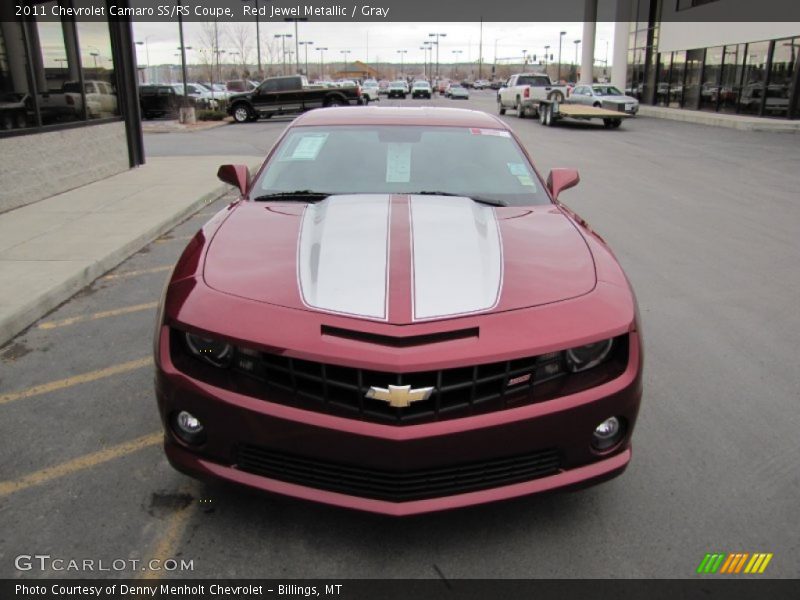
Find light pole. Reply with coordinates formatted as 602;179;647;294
240;0;262;78
228;50;240;77
428;32;447;80
423;41;433;81
451;49;462;78
544;45;550;73
340;50;351;79
275;34;292;76
573;39;580;81
135;36;155;83
521;49;527;67
299;41;314;76
397;50;407;78
215;49;226;86
558;31;566;82
315;47;327;79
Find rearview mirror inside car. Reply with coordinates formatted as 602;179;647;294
217;164;250;195
547;168;580;201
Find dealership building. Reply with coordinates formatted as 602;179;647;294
0;1;142;212
608;0;800;119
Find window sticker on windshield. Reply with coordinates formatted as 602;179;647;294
386;143;412;183
470;128;511;137
283;133;329;161
507;162;528;177
517;175;535;187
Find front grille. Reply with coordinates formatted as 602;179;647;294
237;444;561;502
172;331;628;425
233;348;571;423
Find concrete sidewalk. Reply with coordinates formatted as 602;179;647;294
0;155;260;345
638;105;800;132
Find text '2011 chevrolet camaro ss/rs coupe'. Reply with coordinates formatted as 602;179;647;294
154;107;643;516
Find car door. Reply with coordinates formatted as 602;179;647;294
251;79;280;113
572;86;589;105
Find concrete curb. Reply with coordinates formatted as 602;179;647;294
142;119;232;134
638;105;800;133
0;183;230;347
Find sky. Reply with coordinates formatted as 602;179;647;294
131;21;617;69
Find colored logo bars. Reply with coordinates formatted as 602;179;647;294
697;553;773;574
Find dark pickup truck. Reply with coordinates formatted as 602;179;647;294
139;84;182;119
227;75;362;123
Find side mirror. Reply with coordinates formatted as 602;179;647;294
217;164;250;196
547;168;580;201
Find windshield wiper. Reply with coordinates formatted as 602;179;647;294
410;191;508;207
251;190;331;202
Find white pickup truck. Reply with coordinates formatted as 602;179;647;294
497;73;570;118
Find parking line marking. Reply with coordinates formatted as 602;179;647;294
0;357;151;405
140;495;198;580
101;265;172;280
0;432;161;498
38;303;158;330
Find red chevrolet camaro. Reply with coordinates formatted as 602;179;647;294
154;107;643;516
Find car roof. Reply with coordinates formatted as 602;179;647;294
294;106;507;129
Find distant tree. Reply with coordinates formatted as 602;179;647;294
227;23;253;74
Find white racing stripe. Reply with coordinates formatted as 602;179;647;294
410;196;503;320
297;195;391;319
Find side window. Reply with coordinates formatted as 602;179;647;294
261;80;279;93
277;78;300;92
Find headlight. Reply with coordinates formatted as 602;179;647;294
185;332;233;368
565;338;614;372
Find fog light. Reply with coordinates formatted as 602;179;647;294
172;410;205;445
591;416;623;451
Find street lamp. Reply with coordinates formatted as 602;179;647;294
573;39;580;81
340;50;351;79
239;0;264;77
451;49;462;78
428;32;447;80
215;48;226;86
423;41;433;81
135;36;156;83
544;45;550;70
316;46;327;79
522;49;528;67
274;33;292;76
397;50;407;78
299;41;314;76
558;31;566;82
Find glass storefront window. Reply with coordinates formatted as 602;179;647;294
765;37;797;118
739;41;770;115
683;48;704;109
700;46;723;111
719;44;744;113
669;51;686;108
74;1;119;120
656;53;671;106
35;2;83;124
0;21;32;130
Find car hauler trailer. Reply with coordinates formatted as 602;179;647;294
533;100;632;129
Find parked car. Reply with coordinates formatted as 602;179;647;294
170;83;219;110
0;92;30;129
570;84;639;115
227;75;362;123
489;80;504;90
155;106;643;516
448;84;469;99
473;80;490;90
139;84;181;119
226;80;258;94
436;79;450;94
387;80;407;99
361;80;380;103
378;80;390;95
411;80;432;99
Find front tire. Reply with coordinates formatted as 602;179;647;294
498;99;506;115
232;104;253;123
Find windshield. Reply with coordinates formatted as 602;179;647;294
593;86;623;96
252;125;549;206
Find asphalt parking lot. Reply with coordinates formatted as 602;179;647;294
2;89;799;579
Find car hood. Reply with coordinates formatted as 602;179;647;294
204;195;596;324
601;95;637;103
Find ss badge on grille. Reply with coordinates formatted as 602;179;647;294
365;385;435;408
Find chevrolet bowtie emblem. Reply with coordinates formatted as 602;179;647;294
365;384;435;408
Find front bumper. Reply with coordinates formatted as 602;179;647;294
155;329;642;515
